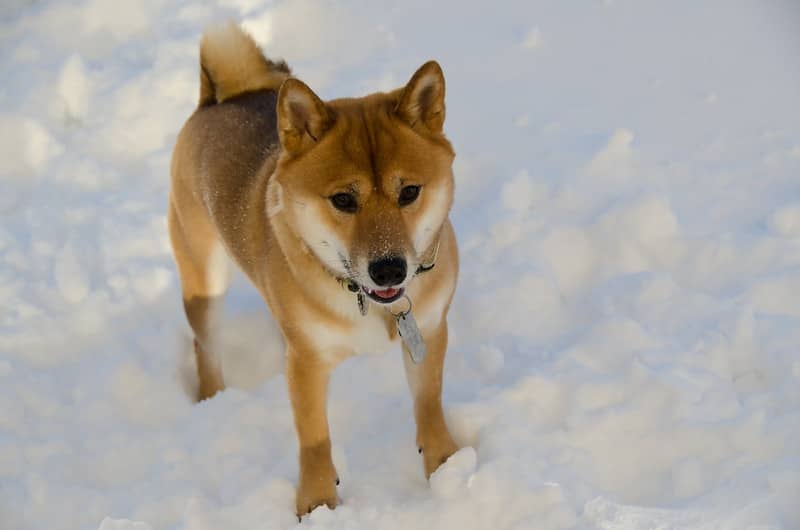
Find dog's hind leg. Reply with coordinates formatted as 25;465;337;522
168;198;231;401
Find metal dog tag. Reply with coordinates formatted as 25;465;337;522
397;310;426;364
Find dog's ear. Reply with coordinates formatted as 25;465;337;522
277;78;332;157
395;61;446;134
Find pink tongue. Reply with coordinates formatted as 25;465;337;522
373;287;399;299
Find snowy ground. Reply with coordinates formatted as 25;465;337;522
2;1;800;529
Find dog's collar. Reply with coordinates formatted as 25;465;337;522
415;236;440;275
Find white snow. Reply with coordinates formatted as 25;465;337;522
98;519;154;530
2;1;800;529
57;54;91;123
584;128;635;181
54;241;91;303
521;28;542;51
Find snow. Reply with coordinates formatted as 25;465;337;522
1;0;800;529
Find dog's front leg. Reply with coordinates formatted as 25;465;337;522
287;346;339;516
402;318;459;478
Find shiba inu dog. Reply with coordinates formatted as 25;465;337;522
168;23;459;515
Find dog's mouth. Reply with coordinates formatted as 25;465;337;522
363;286;405;304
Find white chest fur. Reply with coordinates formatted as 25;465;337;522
350;310;399;355
304;306;400;365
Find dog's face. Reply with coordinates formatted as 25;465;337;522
270;62;454;304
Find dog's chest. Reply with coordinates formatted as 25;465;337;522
351;312;399;354
308;309;399;364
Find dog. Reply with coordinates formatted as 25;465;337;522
168;23;459;516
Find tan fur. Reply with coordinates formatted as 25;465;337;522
198;22;290;106
169;23;459;516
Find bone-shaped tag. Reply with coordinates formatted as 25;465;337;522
397;310;426;364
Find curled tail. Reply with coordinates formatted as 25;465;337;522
198;23;291;106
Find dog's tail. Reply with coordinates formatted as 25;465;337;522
198;23;291;107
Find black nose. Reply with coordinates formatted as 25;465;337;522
368;257;407;287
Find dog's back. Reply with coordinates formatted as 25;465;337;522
168;24;291;399
170;24;290;283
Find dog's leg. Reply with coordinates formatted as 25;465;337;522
287;347;339;516
402;319;459;478
168;201;229;401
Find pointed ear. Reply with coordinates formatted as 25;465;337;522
395;61;446;134
277;78;332;156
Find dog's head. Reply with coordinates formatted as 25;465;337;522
269;61;454;304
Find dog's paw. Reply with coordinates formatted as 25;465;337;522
295;473;339;517
196;381;224;402
420;434;459;479
295;446;339;518
193;339;225;402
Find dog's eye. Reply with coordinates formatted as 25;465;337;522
330;193;358;213
398;185;421;206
